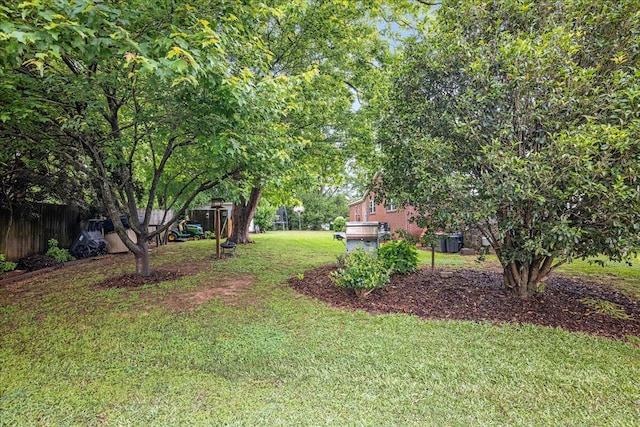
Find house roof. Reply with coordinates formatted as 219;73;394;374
348;171;381;207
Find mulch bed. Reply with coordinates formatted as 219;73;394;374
290;265;640;341
93;269;186;289
16;254;61;271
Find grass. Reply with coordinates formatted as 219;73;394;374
1;231;639;426
557;256;640;298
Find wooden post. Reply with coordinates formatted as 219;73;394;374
215;207;221;259
431;245;435;275
210;198;225;260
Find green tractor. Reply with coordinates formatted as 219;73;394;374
168;220;205;242
183;220;205;239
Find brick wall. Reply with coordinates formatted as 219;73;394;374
349;193;424;239
349;180;494;250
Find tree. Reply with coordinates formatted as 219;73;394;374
379;0;640;297
228;0;429;244
289;190;348;230
0;0;293;275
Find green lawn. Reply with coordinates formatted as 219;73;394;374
1;231;639;426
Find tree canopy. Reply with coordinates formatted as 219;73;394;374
225;0;429;243
379;0;640;297
1;0;427;271
0;0;304;274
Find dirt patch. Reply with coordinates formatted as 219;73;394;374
91;267;255;311
290;265;640;341
150;276;255;312
92;253;220;289
3;250;252;312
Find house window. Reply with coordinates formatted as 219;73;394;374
386;201;396;212
369;198;376;214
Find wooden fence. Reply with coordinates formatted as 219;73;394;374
0;204;219;261
0;204;82;261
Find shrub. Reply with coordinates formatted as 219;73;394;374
330;248;389;298
254;200;278;232
377;240;419;275
0;253;17;273
46;239;75;263
333;216;346;232
394;229;419;245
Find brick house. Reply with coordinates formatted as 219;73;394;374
348;173;490;252
348;173;424;239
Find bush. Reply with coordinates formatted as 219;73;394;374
377;240;419;275
254;200;278;232
0;253;17;273
333;216;346;232
46;239;75;263
394;229;419;245
330;248;389;298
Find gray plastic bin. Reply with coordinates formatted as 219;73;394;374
446;233;463;253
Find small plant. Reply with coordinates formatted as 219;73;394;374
332;216;346;232
0;253;17;273
297;273;304;280
330;248;389;298
205;230;215;239
536;281;547;293
377;240;419;275
46;239;75;263
394;229;419;245
580;298;633;320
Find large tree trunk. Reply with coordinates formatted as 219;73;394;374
502;262;536;299
230;187;261;244
501;255;557;298
110;217;152;276
133;239;151;276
